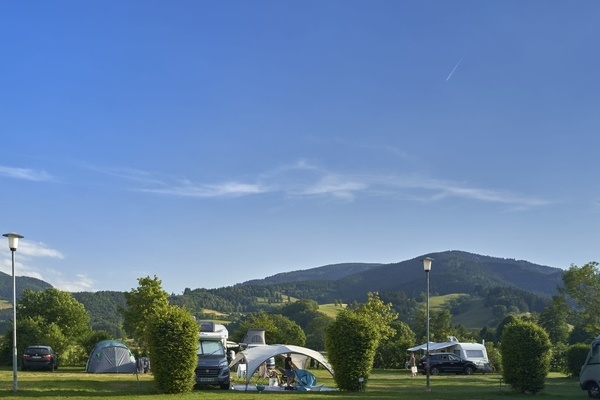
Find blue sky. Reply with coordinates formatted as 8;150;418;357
1;1;599;294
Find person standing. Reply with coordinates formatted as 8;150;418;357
409;353;417;377
284;353;295;388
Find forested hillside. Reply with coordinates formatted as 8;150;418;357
71;291;126;337
0;272;54;333
0;272;52;301
0;250;565;334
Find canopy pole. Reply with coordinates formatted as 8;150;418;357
245;359;249;391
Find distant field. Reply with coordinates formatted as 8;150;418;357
427;294;495;329
451;297;495;329
318;303;346;318
201;309;227;317
429;293;468;309
0;300;12;310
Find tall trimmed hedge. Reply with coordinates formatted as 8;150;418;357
501;320;551;394
566;343;590;377
325;310;378;391
147;305;199;394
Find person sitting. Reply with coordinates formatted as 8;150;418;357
267;368;280;386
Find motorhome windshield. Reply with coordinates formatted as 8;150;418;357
198;340;225;356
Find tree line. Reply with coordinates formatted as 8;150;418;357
1;261;599;394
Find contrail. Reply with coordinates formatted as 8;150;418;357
446;50;468;81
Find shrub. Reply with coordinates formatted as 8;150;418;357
326;310;378;391
485;342;502;373
550;342;567;373
566;343;589;377
501;320;551;394
147;305;199;394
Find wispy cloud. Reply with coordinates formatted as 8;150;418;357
297;177;367;200
48;273;95;292
408;178;550;207
140;182;268;197
0;166;54;181
94;162;549;209
18;241;65;259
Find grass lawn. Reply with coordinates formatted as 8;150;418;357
0;366;586;399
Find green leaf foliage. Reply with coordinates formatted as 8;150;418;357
17;288;90;342
231;310;306;346
374;321;415;369
560;262;600;337
121;276;170;350
326;309;379;391
147;305;199;394
566;343;589;377
72;291;126;337
501;320;551;394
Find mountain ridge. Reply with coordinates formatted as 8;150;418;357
243;250;563;299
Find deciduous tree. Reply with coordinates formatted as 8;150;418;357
14;288;90;356
559;262;600;338
121;276;170;350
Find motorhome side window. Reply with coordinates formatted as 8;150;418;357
589;343;600;365
465;350;484;358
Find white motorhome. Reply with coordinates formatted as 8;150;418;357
580;334;600;398
408;336;492;372
195;321;230;390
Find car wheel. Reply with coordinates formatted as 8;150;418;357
464;366;475;375
220;383;230;390
430;367;440;375
588;382;600;398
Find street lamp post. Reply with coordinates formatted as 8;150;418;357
3;232;24;393
422;257;434;392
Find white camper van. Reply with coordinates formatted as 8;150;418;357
580;334;600;398
408;336;492;373
195;321;230;390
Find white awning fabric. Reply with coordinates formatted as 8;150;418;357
229;344;334;384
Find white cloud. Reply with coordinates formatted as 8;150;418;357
17;241;65;259
0;166;54;181
49;274;96;292
140;181;268;197
413;178;551;207
93;162;549;208
0;240;86;291
296;176;367;200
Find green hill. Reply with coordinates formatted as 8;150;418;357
0;250;563;334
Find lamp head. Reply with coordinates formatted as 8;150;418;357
3;233;24;251
422;257;434;272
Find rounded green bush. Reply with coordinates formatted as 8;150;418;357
500;320;551;394
147;305;199;394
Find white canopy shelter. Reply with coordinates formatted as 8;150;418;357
407;341;454;352
229;344;334;384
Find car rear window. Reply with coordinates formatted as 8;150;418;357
26;348;50;355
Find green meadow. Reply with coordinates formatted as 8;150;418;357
0;367;586;400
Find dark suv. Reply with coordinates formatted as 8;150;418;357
21;345;58;371
417;353;477;375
